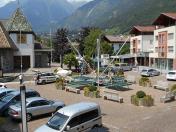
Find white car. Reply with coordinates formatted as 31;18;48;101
36;72;59;84
0;83;7;89
166;71;176;81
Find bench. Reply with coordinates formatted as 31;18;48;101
160;92;175;103
126;75;136;84
65;86;80;94
103;90;123;103
153;81;169;91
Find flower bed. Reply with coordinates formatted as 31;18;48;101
139;77;152;87
131;91;154;107
84;85;100;98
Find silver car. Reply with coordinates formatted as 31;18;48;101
36;72;58;84
9;97;65;121
141;68;160;77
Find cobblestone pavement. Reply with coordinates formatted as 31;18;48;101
1;71;176;132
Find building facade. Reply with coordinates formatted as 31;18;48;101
0;8;50;72
129;26;156;66
150;13;176;72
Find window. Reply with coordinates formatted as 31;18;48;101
155;47;158;52
17;34;27;43
155;35;158;41
168;33;174;40
168;46;174;53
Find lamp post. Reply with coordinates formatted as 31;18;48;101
97;38;100;88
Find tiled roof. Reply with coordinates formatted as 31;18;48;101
0;22;17;49
130;26;156;34
104;35;130;43
6;8;33;32
161;13;176;20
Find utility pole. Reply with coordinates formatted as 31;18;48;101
50;28;52;66
97;38;100;88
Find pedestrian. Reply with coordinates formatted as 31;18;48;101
19;74;23;84
35;74;40;85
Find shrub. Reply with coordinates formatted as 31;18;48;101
136;91;146;98
131;95;139;106
84;87;90;97
88;85;97;92
116;69;124;77
171;84;176;95
55;78;65;90
139;77;151;87
142;95;154;106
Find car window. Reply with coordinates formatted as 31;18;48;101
142;69;147;72
13;95;21;102
67;116;80;128
28;101;41;107
40;100;50;105
168;72;176;75
80;109;99;124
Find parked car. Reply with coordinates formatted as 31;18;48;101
141;68;160;77
0;88;16;99
9;97;65;121
0;89;40;116
35;102;102;132
36;72;58;84
0;83;7;89
166;71;176;81
114;63;132;71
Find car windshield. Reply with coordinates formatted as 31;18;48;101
0;94;15;103
168;72;176;75
47;112;69;131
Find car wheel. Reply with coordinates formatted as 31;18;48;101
26;113;32;122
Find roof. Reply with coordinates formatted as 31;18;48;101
0;22;18;49
6;8;33;32
130;26;156;34
104;35;130;43
34;41;50;50
58;102;99;117
153;13;176;25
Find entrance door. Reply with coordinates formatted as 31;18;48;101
14;56;30;69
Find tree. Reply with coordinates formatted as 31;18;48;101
53;28;70;68
84;28;113;57
64;53;78;70
76;27;92;56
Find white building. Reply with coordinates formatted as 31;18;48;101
150;13;176;72
129;26;156;66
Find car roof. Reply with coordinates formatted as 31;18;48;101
26;97;46;103
9;89;37;96
58;102;99;117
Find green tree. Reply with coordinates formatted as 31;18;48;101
53;28;70;68
64;53;78;70
84;28;113;57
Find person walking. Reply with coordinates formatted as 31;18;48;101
19;74;23;84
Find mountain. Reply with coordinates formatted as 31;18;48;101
0;0;76;32
60;0;176;33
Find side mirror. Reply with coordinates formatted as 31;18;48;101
66;125;70;131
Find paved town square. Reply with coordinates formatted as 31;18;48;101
0;70;176;132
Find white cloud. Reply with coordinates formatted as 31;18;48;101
0;0;15;7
